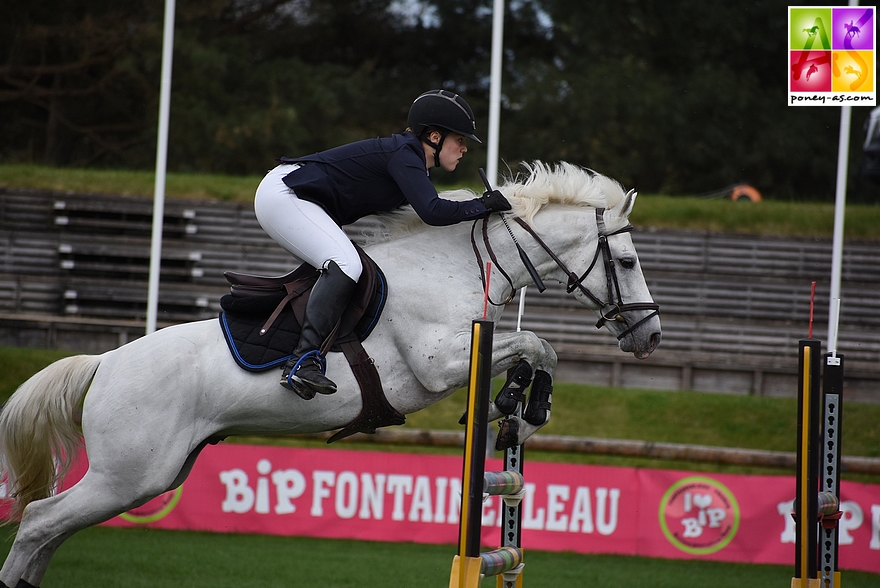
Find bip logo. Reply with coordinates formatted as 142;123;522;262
789;6;876;106
658;476;740;555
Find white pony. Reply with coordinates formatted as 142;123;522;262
0;162;661;587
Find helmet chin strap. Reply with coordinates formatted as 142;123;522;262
422;131;448;168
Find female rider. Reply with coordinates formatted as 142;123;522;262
254;89;511;400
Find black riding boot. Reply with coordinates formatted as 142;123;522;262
281;261;357;399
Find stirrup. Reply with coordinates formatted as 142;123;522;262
281;351;327;400
281;363;316;400
292;350;327;376
290;351;338;396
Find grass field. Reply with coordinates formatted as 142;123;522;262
3;163;880;239
2;526;878;588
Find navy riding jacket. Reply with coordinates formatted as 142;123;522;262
280;132;487;226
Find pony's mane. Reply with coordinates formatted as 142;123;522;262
359;161;627;244
500;161;626;221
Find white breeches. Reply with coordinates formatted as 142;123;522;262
254;165;363;281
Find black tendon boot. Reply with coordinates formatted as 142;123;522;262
497;370;553;450
494;360;533;415
523;369;553;426
281;261;357;399
460;360;532;426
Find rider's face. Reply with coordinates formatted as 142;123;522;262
425;132;467;171
436;132;468;172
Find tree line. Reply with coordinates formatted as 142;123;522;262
1;0;878;202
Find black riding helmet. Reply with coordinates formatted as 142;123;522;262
408;90;481;167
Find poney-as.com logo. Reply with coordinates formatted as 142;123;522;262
789;5;876;106
659;476;740;555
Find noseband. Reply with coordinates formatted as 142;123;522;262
471;207;660;341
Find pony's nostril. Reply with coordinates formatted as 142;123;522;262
650;332;662;350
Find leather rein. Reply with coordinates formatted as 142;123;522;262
471;207;660;341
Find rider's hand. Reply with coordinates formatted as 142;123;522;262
479;189;512;213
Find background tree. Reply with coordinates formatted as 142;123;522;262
499;0;863;201
0;1;161;166
1;0;876;202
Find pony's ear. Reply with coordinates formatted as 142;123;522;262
618;189;637;220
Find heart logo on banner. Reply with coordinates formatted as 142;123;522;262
693;494;713;509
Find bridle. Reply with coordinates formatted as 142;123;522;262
471;206;660;341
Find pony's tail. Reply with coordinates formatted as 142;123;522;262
0;354;101;521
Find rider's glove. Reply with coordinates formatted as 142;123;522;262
479;189;512;213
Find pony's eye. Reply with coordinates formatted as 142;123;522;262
618;257;636;269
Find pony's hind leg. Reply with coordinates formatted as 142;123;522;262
0;435;203;588
0;467;156;587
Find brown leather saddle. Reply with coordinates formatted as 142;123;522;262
219;244;405;443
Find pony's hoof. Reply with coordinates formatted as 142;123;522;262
495;417;520;451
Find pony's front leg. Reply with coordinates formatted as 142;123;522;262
489;330;557;378
487;332;557;449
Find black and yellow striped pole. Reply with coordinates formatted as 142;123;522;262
793;338;821;588
450;319;494;588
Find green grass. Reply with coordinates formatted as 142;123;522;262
0;346;74;399
293;383;880;483
629;194;880;240
2;526;875;588
0;163;262;202
3;163;880;239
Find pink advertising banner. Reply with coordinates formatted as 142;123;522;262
4;443;879;574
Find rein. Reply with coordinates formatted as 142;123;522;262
470;218;517;306
471;207;660;341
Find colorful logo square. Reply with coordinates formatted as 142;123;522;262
790;8;833;50
791;51;832;92
833;7;875;50
789;6;876;106
833;50;875;93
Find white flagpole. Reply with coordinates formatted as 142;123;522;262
487;0;531;329
827;103;849;357
486;0;504;187
827;0;859;356
146;0;176;335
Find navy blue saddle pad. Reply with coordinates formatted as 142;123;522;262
219;264;387;372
